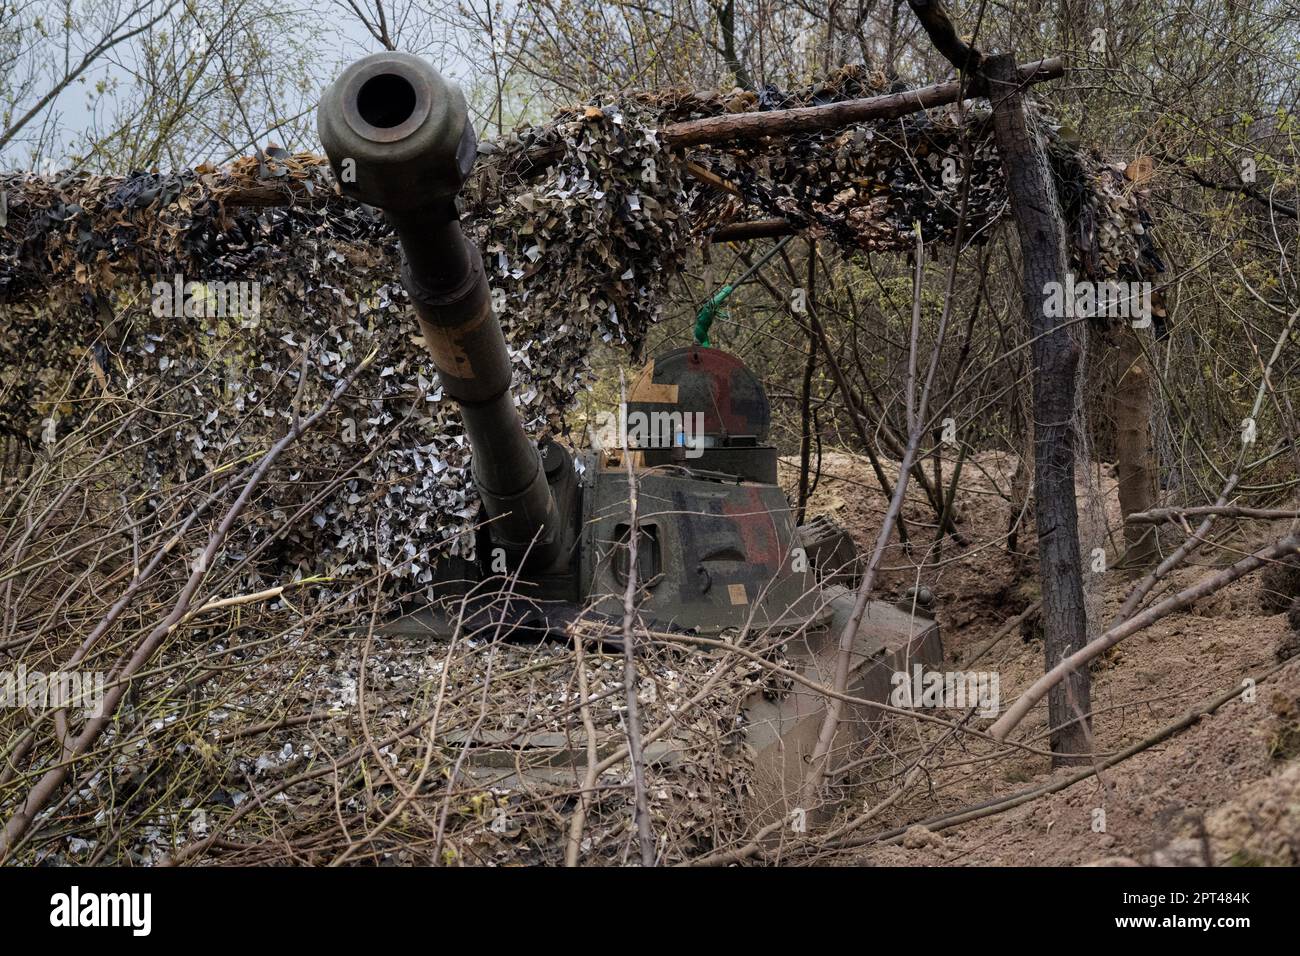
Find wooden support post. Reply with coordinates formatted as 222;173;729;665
986;53;1092;765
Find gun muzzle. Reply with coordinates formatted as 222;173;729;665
318;53;561;565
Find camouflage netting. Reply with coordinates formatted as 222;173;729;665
0;66;1161;600
657;67;1164;282
0;102;693;593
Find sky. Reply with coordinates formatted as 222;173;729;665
2;0;478;170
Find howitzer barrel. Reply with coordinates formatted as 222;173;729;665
317;52;560;562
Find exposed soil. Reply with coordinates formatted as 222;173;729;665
779;449;1300;866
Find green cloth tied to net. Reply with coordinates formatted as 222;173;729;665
691;235;794;347
693;284;734;346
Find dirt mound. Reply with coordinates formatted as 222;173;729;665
1205;759;1300;865
780;448;1299;866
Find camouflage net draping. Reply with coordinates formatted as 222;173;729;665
0;66;1162;599
666;69;1164;281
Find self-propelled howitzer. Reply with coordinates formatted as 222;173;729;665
315;53;941;687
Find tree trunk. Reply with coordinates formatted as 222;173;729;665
1114;326;1160;569
987;53;1092;766
714;0;754;91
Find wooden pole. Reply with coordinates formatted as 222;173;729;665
708;218;795;242
662;57;1064;147
986;52;1092;765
